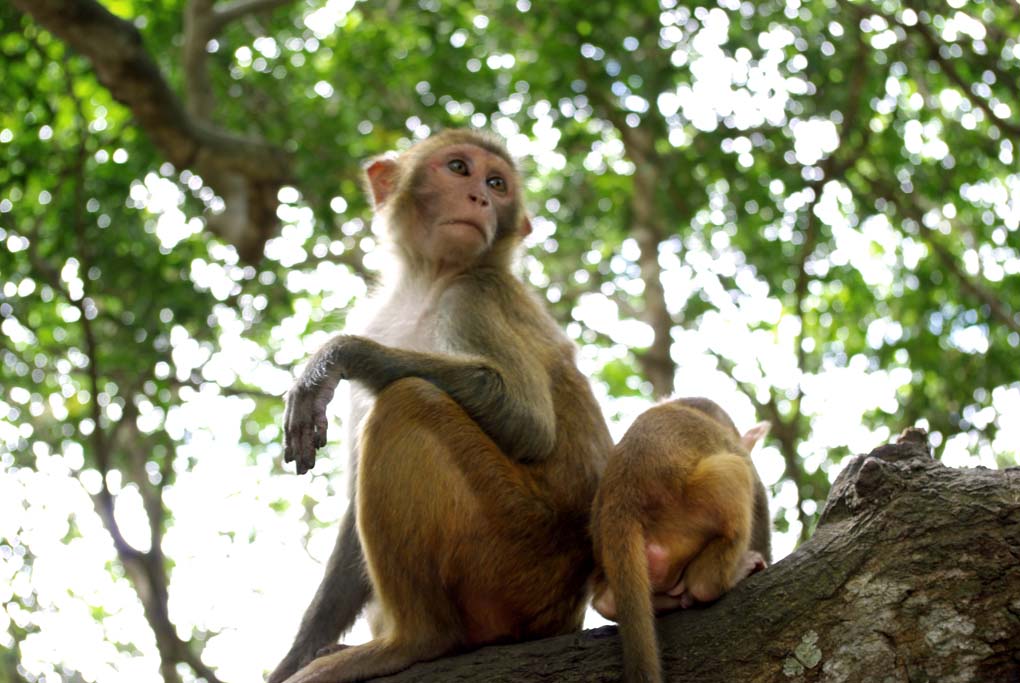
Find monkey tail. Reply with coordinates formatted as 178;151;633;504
602;515;662;683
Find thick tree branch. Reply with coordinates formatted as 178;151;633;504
12;0;293;262
183;0;219;122
183;0;294;119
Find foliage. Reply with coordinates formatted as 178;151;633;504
1;0;1018;681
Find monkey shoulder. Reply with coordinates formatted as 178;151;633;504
442;271;566;343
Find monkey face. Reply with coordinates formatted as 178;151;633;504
364;134;529;273
409;143;519;266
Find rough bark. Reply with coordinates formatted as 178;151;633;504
342;429;1020;682
12;0;292;262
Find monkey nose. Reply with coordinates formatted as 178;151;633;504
468;192;490;207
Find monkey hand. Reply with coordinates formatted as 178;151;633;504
283;378;336;474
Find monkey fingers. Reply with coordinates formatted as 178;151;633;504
283;383;332;474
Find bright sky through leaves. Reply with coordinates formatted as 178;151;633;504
2;0;1019;680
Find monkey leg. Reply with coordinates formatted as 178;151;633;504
670;535;750;606
362;377;581;633
594;543;692;619
644;541;675;589
667;452;755;606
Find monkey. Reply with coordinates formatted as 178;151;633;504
589;397;771;683
268;129;612;683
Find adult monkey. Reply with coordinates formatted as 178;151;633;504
270;129;612;683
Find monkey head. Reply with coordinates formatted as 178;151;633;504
363;130;532;272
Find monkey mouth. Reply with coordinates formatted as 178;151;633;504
443;219;488;240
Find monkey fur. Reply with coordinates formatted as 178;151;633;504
590;397;771;683
269;130;612;683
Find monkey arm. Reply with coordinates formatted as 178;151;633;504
284;334;557;473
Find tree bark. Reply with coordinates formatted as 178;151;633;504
346;430;1020;682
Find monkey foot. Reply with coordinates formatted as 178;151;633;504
314;643;350;659
738;551;767;581
651;590;692;613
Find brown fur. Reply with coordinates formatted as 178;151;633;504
271;130;611;683
590;398;771;683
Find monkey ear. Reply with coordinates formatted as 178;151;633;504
520;216;533;237
364;156;400;207
741;421;771;452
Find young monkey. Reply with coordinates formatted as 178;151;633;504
590;397;771;683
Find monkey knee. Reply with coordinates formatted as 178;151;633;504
362;378;453;451
371;378;444;420
682;562;732;604
592;588;618;621
687;581;725;604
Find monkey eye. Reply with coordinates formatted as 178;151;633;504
447;158;469;175
487;176;507;193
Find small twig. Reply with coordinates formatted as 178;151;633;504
852;171;1020;335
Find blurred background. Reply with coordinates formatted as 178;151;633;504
1;0;1018;681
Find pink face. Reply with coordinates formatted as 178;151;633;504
412;143;517;265
365;141;528;271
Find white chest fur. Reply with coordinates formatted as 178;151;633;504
356;284;447;353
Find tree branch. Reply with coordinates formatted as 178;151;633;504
12;0;293;262
213;0;294;28
183;0;293;119
300;432;1020;682
893;2;1020;137
581;70;676;398
620;126;674;398
851;172;1020;336
921;233;1020;336
42;61;226;683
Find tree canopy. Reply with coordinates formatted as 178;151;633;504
1;1;1018;681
